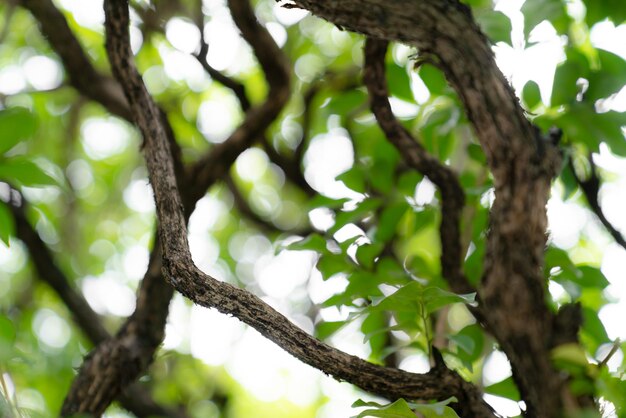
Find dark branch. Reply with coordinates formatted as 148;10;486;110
97;2;495;418
185;0;291;209
7;194;187;418
363;38;472;295
571;154;626;250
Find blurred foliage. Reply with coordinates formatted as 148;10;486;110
0;0;625;417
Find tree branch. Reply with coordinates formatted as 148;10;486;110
277;2;569;415
185;0;291;209
7;194;188;418
61;0;290;414
95;2;496;417
363;38;472;296
571;154;626;250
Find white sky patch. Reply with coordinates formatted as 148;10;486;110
265;22;287;48
256;250;314;299
273;3;309;26
197;97;241;143
82;274;136;317
123;179;156;213
23;56;62;90
57;0;104;28
0;65;26;95
32;308;71;350
304;130;362;199
483;350;512;386
122;245;150;281
166;18;201;54
190;305;245;366
235;148;269;181
189;195;230;232
399;354;430;373
547;195;589;248
66;159;94;191
81;118;131;160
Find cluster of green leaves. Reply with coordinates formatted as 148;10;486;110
0;107;56;245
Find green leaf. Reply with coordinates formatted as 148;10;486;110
356;242;384;269
418;64;448;96
581;307;610;353
0;107;37;154
522;80;542;109
586;49;626;101
0;314;16;361
287;234;328;253
484;377;521;401
0;158;56;187
522;0;571;38
316;320;346;340
407;397;460;418
475;10;512;45
557;104;626;156
375;201;410;243
317;253;350;279
330;198;382;234
337;166;367;193
551;53;589;106
386;63;414;103
326;90;368;116
352;398;417;418
0;201;15;247
451;324;484;369
422;287;476;314
583;0;626;26
397;171;422;197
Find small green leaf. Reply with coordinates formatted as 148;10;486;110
484;377;521;401
552;343;589;367
337;166;367;193
423;287;476;314
375;201;410;243
287;234;328;253
387;63;414;103
317;253;349;279
316;320;346;340
0;107;37;154
522;0;570;38
0;158;56;187
330;198;382;234
0;201;15;246
352;398;417;418
418;64;448;96
522;80;542;109
407;397;460;418
356;242;384;269
475;10;512;45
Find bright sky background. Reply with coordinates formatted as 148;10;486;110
0;0;625;417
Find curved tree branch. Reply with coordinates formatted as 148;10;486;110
7;194;187;418
276;2;569;415
61;0;291;415
363;38;472;296
91;2;496;417
185;0;291;210
571;154;626;250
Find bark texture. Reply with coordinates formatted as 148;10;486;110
63;1;497;417
19;0;588;416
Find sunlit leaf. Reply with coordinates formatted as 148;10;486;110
0;107;37;154
0;202;15;247
0;158;56;187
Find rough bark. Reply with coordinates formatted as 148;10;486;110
279;1;566;416
60;0;291;415
74;1;497;417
